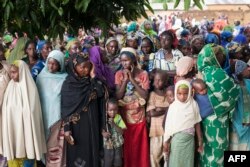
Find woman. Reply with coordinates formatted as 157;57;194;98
61;54;106;167
36;50;67;167
230;60;250;151
0;60;10;167
197;44;239;167
175;56;196;82
151;30;183;84
22;40;38;70
115;47;150;167
2;60;46;167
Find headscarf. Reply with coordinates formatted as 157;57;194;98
141;20;157;37
127;22;137;33
2;60;46;160
220;31;233;48
164;80;201;142
36;40;46;53
3;34;13;44
233;34;247;45
36;50;67;139
65;39;78;51
234;59;248;76
197;44;240;116
176;56;194;77
190;35;204;46
140;36;156;53
120;47;137;63
7;37;29;64
88;46;115;89
105;37;120;54
205;33;219;44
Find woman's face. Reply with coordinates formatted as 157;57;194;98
70;43;82;55
107;41;118;56
121;54;133;70
192;39;204;53
141;40;152;54
127;39;138;49
47;58;60;73
160;35;172;49
41;44;52;60
75;61;92;78
10;65;19;82
144;23;151;30
180;46;191;56
26;43;36;57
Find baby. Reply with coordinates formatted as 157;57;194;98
192;79;213;119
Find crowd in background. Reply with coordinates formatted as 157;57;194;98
0;12;250;167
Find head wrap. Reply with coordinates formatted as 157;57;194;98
65;39;78;50
226;42;242;55
205;33;219;44
180;29;190;38
220;31;232;44
176;56;194;77
127;22;137;33
127;32;139;40
36;40;46;53
191;35;204;46
3;34;13;44
233;34;247;45
120;47;137;65
178;39;190;46
235;60;248;76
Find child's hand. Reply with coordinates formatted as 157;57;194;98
102;130;111;138
197;144;203;153
64;131;75;145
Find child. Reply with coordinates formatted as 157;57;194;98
192;79;214;119
146;70;169;167
102;98;126;167
163;80;203;167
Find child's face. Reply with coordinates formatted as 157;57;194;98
193;83;207;95
10;65;19;82
47;58;60;73
75;61;92;78
177;87;189;103
107;103;118;118
141;40;152;54
153;73;165;90
166;90;174;104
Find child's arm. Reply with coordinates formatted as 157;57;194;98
102;129;111;138
148;107;168;117
109;118;124;135
195;122;203;153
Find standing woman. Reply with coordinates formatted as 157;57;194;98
61;54;106;167
36;50;67;167
115;47;150;167
197;44;239;167
0;59;10;167
2;60;46;167
22;40;38;70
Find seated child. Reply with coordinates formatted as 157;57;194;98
163;80;203;167
102;98;126;167
146;69;169;167
192;79;214;119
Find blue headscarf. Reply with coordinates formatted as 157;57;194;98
36;50;67;139
233;34;247;45
205;33;219;44
36;40;46;53
220;31;232;48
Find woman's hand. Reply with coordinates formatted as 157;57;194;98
197;141;204;153
64;131;75;145
90;62;96;78
102;129;111;138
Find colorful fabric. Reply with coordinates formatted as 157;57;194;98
36;50;67;139
220;31;233;48
36;40;46;53
127;22;137;33
150;48;183;72
235;60;248;76
168;132;194;167
123;120;150;167
205;33;219;44
194;94;214;119
31;60;45;81
88;46;115;89
164;80;201;142
2;60;46;161
114;114;126;129
175;56;194;77
141;20;157;37
8;158;36;167
146;91;169;137
233;34;247;45
197;44;240;117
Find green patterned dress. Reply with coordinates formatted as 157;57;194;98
197;44;240;167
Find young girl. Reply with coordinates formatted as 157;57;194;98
146;70;169;167
102;98;126;167
163;80;203;167
2;60;46;167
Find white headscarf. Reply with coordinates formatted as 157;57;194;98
164;80;201;142
2;60;46;160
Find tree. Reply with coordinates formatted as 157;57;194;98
0;0;153;38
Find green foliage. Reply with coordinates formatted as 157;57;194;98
0;0;153;38
163;3;168;10
173;0;203;10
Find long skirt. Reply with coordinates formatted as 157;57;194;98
123;120;150;167
169;132;194;167
200;113;229;167
8;159;36;167
46;121;66;167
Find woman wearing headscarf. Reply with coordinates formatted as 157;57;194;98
115;47;150;167
197;44;239;167
220;31;233;48
175;56;196;82
0;60;10;167
2;60;46;167
88;46;115;91
104;37;121;72
230;60;250;151
191;35;205;57
141;20;160;50
36;50;67;167
61;53;106;167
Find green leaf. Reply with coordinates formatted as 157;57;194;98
30;11;40;28
174;0;181;8
184;0;190;11
193;0;203;10
2;0;8;7
62;0;70;5
40;0;45;16
49;0;58;10
58;7;63;16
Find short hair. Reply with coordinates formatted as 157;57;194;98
192;79;206;88
107;98;118;105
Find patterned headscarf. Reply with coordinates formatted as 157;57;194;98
197;44;239;116
235;60;248;76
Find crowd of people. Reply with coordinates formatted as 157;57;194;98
0;12;250;167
